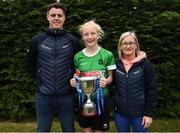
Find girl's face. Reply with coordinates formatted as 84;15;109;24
120;35;137;57
81;24;99;47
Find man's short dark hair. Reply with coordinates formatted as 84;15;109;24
47;3;66;16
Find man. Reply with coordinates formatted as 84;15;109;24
27;3;81;132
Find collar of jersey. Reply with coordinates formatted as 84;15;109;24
82;47;101;57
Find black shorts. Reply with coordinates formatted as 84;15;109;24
77;95;111;131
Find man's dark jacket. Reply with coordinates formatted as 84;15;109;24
27;28;81;95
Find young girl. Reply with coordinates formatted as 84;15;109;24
70;20;116;132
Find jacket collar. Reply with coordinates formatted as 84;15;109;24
116;57;147;72
45;28;67;36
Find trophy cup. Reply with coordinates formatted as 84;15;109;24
79;76;97;116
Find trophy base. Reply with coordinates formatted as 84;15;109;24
81;111;97;117
81;105;97;117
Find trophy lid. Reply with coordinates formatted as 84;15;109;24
79;76;97;81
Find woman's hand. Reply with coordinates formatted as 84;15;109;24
142;116;153;128
70;78;76;88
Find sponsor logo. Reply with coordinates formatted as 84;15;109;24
134;70;140;75
116;69;125;75
41;45;52;50
62;45;69;49
81;71;100;77
98;59;103;64
80;62;87;66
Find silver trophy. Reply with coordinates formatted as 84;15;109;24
79;76;97;116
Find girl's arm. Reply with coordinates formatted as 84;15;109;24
100;70;113;88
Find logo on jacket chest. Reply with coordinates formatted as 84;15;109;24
116;69;125;75
133;70;140;75
41;45;52;51
116;69;141;75
62;44;69;49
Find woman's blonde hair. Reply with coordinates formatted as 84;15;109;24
118;31;140;58
79;20;104;41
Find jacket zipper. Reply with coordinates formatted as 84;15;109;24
54;30;57;94
126;72;129;115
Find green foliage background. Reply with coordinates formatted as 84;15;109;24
0;0;179;120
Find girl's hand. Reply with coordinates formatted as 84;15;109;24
100;77;107;88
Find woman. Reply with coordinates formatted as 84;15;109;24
113;31;158;132
70;20;116;132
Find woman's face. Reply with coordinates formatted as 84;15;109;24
120;35;137;56
81;24;99;47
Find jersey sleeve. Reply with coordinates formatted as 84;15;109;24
107;52;116;70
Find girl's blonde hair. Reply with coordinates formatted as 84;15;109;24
79;20;104;41
118;31;140;58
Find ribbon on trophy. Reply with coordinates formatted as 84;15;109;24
96;77;104;116
75;77;84;109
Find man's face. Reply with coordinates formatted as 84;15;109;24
47;8;65;29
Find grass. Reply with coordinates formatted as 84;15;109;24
0;118;180;132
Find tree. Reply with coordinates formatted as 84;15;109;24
0;0;179;120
